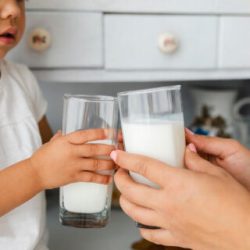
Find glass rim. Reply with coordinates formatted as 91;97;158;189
117;85;181;97
64;94;117;103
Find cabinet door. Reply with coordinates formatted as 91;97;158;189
7;12;103;68
219;17;250;68
217;0;250;13
105;15;217;70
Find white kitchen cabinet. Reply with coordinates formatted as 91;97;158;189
219;17;250;69
7;1;250;82
217;0;250;13
105;15;217;70
8;12;103;68
25;0;217;13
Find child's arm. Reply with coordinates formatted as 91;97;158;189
0;159;43;216
38;115;53;144
0;129;115;216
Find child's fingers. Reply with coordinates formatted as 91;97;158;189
50;130;62;141
75;172;111;184
76;144;115;157
117;130;123;143
67;129;107;144
117;142;124;150
78;158;115;171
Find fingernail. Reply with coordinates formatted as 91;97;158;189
188;143;197;153
185;128;194;135
110;151;117;161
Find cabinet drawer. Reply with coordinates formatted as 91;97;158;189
8;12;103;68
219;17;250;68
105;15;217;70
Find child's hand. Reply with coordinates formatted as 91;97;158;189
185;129;250;190
117;130;124;151
29;129;115;190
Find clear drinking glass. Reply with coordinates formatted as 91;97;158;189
60;94;118;228
118;85;185;228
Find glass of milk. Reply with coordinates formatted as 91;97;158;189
118;85;185;228
59;94;118;228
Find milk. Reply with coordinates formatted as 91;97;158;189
63;182;110;213
62;140;113;214
122;116;185;187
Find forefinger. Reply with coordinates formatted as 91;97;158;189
67;129;107;144
114;169;160;209
75;144;115;157
111;150;180;187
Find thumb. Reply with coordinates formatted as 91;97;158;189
185;144;221;176
50;130;62;141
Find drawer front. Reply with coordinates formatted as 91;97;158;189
219;17;250;68
105;15;217;70
25;0;217;13
217;0;250;13
8;12;103;68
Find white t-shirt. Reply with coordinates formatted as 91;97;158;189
0;60;48;250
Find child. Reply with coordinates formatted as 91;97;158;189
0;1;115;249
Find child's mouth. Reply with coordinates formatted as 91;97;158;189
0;32;16;44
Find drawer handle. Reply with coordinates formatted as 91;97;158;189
158;33;178;54
28;28;52;52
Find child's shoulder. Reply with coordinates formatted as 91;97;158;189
2;60;36;87
3;59;31;76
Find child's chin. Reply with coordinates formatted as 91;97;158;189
0;46;15;58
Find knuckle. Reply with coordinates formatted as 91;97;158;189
91;144;99;155
140;230;160;245
86;144;95;156
92;159;99;171
216;167;230;179
85;173;95;182
135;160;148;177
96;174;108;184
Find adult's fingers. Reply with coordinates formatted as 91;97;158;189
114;169;160;209
140;229;180;248
67;129;107;144
185;145;224;176
185;130;237;158
111;150;179;187
75;171;111;184
119;196;161;228
78;158;115;171
75;144;115;157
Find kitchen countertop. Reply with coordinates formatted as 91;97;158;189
46;190;141;250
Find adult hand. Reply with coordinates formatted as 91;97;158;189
112;147;250;250
186;129;250;190
29;129;115;190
